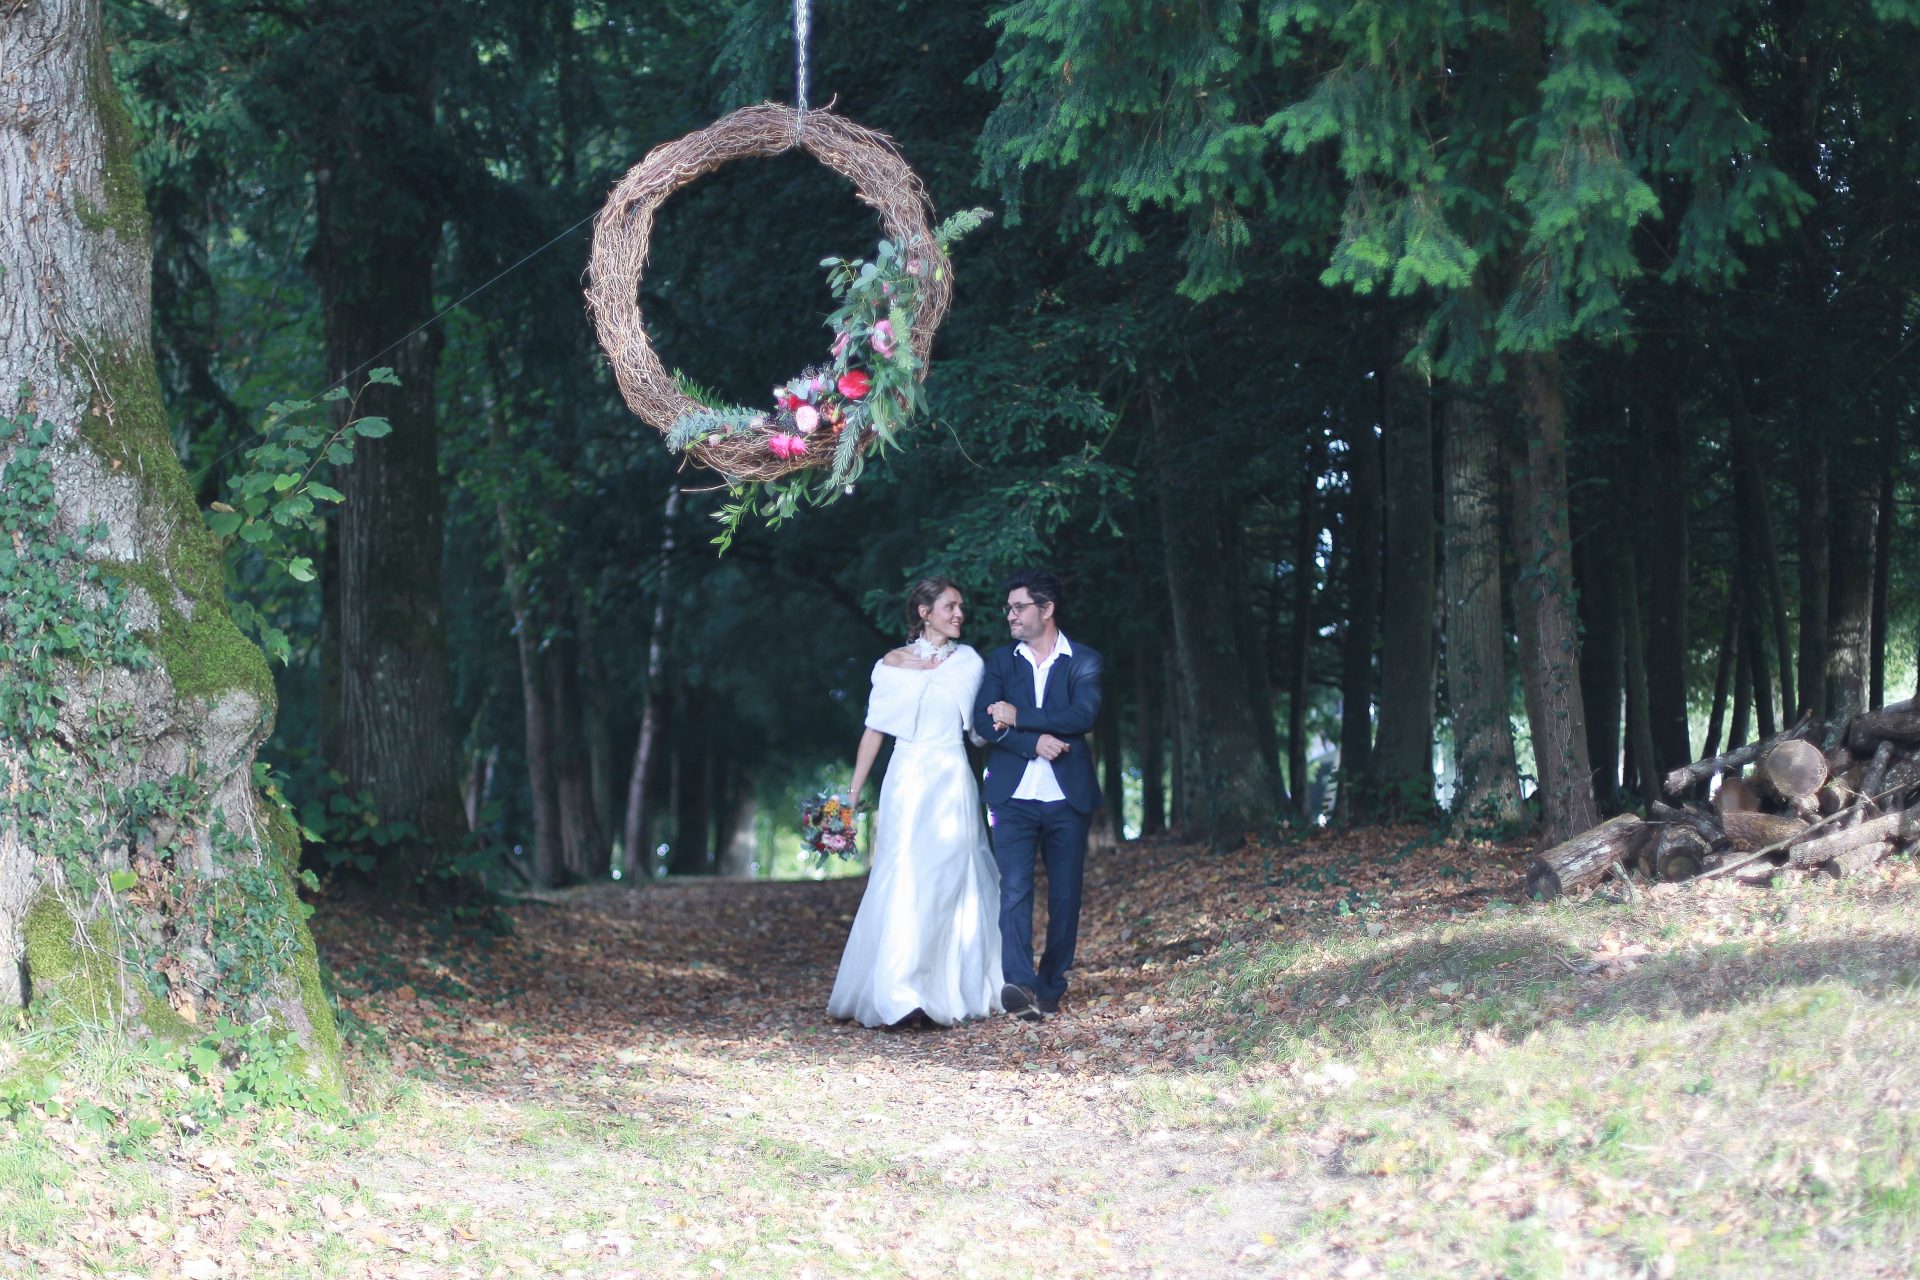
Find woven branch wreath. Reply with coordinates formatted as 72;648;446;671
586;103;956;487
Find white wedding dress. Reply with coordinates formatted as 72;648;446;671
827;644;1004;1027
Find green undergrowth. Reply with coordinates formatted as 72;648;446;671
1146;863;1920;1277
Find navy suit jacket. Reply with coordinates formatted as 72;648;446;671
974;638;1104;814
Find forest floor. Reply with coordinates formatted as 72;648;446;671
7;826;1920;1278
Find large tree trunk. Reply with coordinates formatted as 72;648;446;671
1335;420;1382;821
1507;354;1598;843
1870;442;1894;710
1442;397;1525;834
621;487;679;881
0;0;339;1081
1150;385;1285;846
1373;351;1437;817
313;46;467;887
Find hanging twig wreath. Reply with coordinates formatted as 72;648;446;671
587;102;986;547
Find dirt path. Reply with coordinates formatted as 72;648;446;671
308;839;1347;1278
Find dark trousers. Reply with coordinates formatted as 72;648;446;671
990;798;1091;1003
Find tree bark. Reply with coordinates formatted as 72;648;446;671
0;0;338;1074
1825;461;1875;721
1100;679;1126;840
1643;398;1692;775
1870;442;1895;710
1730;411;1795;716
1136;653;1165;836
1572;424;1623;813
1285;427;1327;818
1374;350;1437;817
547;620;607;881
1702;582;1738;761
621;487;680;881
491;430;562;888
1442;396;1525;834
1335;421;1382;822
1796;432;1831;719
1618;515;1660;807
313;38;466;887
1150;385;1285;846
1525;814;1649;900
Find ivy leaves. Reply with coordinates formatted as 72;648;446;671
203;370;396;658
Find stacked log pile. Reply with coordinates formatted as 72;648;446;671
1527;700;1920;899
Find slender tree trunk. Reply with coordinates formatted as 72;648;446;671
1703;579;1739;760
1644;398;1692;773
492;448;562;887
1100;679;1126;839
1166;654;1186;830
578;588;616;846
547;623;607;881
1136;653;1165;836
1826;461;1875;720
621;487;679;881
1150;385;1284;846
1618;531;1660;807
717;794;757;877
1870;440;1894;710
1286;428;1327;818
1744;591;1776;739
1336;421;1382;821
1572;419;1623;814
0;0;338;1074
1374;348;1437;817
1730;602;1754;750
1729;415;1796;717
1796;433;1831;719
1442;397;1525;833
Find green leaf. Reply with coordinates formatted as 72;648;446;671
352;417;393;439
286;556;316;583
108;869;138;893
306;482;345;503
366;368;401;386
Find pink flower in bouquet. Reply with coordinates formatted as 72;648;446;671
823;833;848;852
832;331;850;359
778;391;804;412
767;433;808;460
810;376;827;395
870;319;896;357
837;369;872;400
794;405;819;435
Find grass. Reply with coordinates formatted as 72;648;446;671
1140;862;1920;1277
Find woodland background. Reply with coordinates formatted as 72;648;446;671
104;0;1919;891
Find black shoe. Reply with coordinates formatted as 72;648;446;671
1037;993;1061;1016
885;1008;926;1031
1001;983;1045;1022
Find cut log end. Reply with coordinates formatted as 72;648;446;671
1762;739;1828;803
1526;814;1648;900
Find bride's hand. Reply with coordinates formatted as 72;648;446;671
883;647;935;669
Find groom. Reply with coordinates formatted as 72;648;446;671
975;569;1103;1022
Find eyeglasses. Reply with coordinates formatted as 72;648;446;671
1005;601;1040;617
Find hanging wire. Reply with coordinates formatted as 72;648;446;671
188;207;599;488
793;0;811;121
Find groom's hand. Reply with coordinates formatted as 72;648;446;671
988;700;1018;729
1035;734;1069;761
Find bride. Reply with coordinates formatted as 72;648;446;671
827;577;1004;1028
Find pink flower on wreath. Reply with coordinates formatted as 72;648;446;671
832;331;850;359
794;405;819;435
906;259;923;277
837;369;872;400
823;833;848;852
767;433;808;460
871;319;896;358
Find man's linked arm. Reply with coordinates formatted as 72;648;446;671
1008;648;1104;737
975;652;1043;759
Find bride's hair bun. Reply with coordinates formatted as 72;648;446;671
904;576;961;639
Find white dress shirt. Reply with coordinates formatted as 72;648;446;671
1011;633;1073;803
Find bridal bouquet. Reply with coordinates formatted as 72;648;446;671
800;793;861;864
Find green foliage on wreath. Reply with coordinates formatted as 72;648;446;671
672;208;991;551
